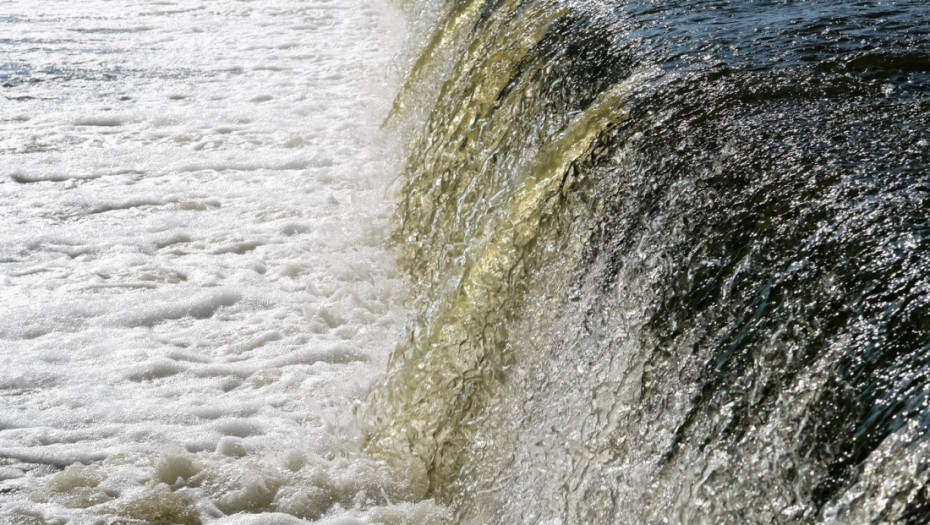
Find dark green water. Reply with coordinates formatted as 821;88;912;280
369;0;930;522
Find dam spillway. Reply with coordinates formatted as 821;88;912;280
367;1;930;523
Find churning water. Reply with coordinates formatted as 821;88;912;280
0;0;447;523
4;0;930;523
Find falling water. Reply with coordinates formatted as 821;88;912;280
368;0;930;523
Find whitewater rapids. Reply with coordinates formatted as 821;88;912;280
0;0;445;522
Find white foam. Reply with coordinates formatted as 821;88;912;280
0;0;444;522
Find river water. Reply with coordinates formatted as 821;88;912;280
5;0;930;523
368;0;930;523
0;0;447;523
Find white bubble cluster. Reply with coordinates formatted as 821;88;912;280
0;0;446;522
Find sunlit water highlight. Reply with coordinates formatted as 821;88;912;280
368;0;930;523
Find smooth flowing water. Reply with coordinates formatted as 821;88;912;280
0;0;447;523
368;0;930;523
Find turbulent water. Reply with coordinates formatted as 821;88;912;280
367;0;930;523
0;0;449;523
4;0;930;523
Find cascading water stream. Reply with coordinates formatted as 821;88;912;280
368;0;930;523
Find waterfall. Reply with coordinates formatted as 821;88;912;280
367;0;930;523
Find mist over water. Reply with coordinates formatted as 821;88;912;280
369;0;930;523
